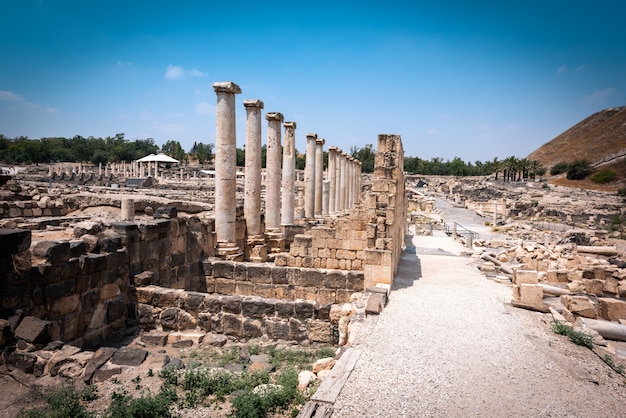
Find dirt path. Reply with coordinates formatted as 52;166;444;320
332;235;626;417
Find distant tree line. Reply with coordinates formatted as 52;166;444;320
0;134;213;165
2;134;550;181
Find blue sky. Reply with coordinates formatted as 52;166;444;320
1;0;625;162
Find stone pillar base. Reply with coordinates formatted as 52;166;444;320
246;235;268;263
216;241;244;261
265;229;285;253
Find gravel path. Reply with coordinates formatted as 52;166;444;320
332;234;626;417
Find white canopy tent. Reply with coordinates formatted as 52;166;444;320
136;153;180;164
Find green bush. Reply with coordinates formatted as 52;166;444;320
105;390;174;418
618;187;626;197
591;170;617;183
18;386;92;418
550;162;569;175
566;160;592;180
552;322;593;349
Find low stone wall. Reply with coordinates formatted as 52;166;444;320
135;285;334;343
1;199;69;219
201;258;364;305
277;220;368;270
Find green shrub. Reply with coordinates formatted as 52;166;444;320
550;162;569;175
18;386;92;418
552;322;593;349
618;187;626;197
566;160;592;180
591;170;617;183
105;390;174;418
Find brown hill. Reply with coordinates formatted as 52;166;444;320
527;106;626;191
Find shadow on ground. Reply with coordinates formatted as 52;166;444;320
392;249;422;291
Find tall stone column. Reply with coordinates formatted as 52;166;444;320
265;112;284;232
265;112;285;253
242;99;267;262
339;152;347;212
213;81;243;260
243;99;264;238
304;133;317;219
356;160;362;203
322;180;329;216
314;138;325;217
281;122;297;225
328;146;337;215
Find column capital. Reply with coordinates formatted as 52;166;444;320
284;121;297;129
328;146;338;152
265;112;284;121
243;99;264;109
316;138;325;146
306;133;318;140
213;81;242;94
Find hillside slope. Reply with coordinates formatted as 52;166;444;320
528;106;626;167
528;106;626;191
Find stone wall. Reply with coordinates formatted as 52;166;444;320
135;286;334;343
363;134;406;288
201;258;364;305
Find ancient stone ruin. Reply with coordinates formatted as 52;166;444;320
0;81;407;388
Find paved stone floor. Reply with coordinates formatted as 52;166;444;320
331;202;626;417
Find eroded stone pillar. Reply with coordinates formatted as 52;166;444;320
121;199;134;221
213;81;243;260
281;122;297;225
265;112;285;253
243;99;264;238
265;112;284;231
314;138;325;217
339;152;347;212
322;180;329;216
304;133;317;219
328;146;337;215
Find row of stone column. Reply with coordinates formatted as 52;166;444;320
212;81;362;260
303;135;361;218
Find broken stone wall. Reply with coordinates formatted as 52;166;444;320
135;286;334;344
201;258;364;305
363;134;406;288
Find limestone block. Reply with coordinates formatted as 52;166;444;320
598;298;626;321
265;319;289;341
14;316;53;344
317;289;337;305
561;295;597;319
618;280;626;298
513;270;539;285
222;313;243;337
566;280;586;293
583;279;605;295
254;284;276;298
110;346;148;367
603;277;619;294
519;284;543;305
312;357;336;374
32;241;70;264
298;370;317;392
235;281;254;296
215;278;236;295
288;317;307;341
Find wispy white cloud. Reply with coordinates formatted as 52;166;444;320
165;65;207;80
195;101;216;114
188;69;207;77
585;87;615;103
165;65;184;79
45;107;57;113
425;128;439;136
116;61;134;68
556;64;587;75
0;90;42;110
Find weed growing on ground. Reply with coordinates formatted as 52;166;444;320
17;386;93;418
603;354;625;376
551;322;593;349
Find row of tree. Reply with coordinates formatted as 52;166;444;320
0;134;545;181
0;134;215;166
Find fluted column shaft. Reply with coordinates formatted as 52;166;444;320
339;153;347;212
243;99;264;237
